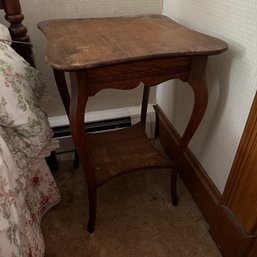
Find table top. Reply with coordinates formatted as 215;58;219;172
38;15;228;71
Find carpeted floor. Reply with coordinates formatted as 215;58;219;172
42;152;222;257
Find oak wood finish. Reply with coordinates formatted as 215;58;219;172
0;0;34;66
211;205;254;257
210;92;257;257
38;15;228;232
248;236;257;257
38;15;227;71
87;123;171;186
141;85;150;127
223;92;257;234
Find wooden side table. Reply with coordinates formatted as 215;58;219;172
38;15;228;232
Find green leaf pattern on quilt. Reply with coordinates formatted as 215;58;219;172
0;41;60;257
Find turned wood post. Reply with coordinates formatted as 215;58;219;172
3;0;34;66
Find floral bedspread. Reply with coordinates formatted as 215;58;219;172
0;39;60;257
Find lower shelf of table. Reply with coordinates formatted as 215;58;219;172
87;122;172;186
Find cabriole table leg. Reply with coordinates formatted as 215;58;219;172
69;71;97;233
170;56;208;205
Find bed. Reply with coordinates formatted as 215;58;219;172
0;0;34;65
0;1;60;256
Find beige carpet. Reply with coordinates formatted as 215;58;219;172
42;155;222;257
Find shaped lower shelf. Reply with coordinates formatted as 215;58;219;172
87;122;172;186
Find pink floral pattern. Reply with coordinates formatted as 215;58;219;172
0;40;60;257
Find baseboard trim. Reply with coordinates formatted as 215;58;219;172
154;104;253;257
210;204;255;257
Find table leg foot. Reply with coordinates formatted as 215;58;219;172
87;186;97;233
172;194;179;206
87;220;95;233
171;169;179;206
73;151;80;168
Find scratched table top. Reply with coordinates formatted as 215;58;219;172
38;14;228;71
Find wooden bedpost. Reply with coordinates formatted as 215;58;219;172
2;0;34;66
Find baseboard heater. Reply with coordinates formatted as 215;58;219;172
49;105;156;154
52;116;132;154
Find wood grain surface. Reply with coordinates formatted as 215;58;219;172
38;15;228;70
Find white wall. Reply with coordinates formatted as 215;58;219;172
14;0;162;116
157;0;257;192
